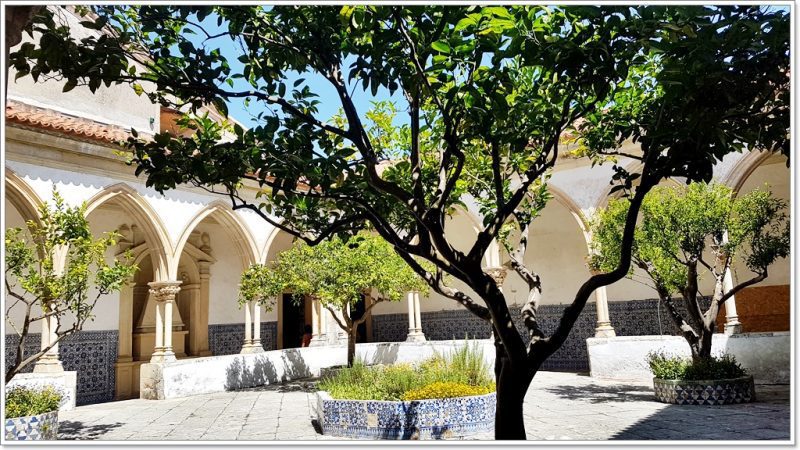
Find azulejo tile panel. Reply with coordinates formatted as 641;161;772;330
4;411;59;441
372;298;699;372
4;331;117;406
317;392;496;439
208;322;278;356
653;376;756;405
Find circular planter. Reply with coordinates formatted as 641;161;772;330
653;376;755;405
4;410;59;440
315;391;495;439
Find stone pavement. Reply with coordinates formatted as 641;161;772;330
58;372;790;441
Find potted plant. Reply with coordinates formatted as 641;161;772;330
4;385;62;440
648;351;755;405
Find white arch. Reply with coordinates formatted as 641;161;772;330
722;150;782;196
84;183;172;281
4;168;45;226
172;200;259;278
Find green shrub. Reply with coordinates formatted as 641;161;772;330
402;381;494;401
683;354;748;380
647;351;748;380
318;342;495;400
5;386;62;418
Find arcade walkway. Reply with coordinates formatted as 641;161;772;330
58;371;790;441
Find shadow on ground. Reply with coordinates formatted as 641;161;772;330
610;384;790;441
58;420;123;440
544;382;655;403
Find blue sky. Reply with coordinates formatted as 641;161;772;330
185;11;405;130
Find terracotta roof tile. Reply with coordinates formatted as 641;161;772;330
5;100;148;145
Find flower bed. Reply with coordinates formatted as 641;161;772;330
653;376;755;405
315;342;495;439
4;411;59;441
315;390;495;439
4;386;62;440
648;352;756;405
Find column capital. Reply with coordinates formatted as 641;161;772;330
148;281;182;302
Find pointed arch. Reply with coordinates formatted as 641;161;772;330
4;168;44;226
172;200;259;278
84;183;172;280
722;150;783;196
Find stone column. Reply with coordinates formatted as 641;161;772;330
722;266;742;336
242;301;253;351
589;269;616;337
309;297;326;346
241;301;265;354
117;280;135;363
593;286;616;338
197;261;212;356
406;291;426;342
253;303;262;349
33;313;64;372
148;281;181;363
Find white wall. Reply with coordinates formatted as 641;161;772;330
4;199;43;334
731;159;790;287
7;7;160;133
83;206;123;331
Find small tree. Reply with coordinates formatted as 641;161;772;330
239;233;429;366
4;191;137;383
589;182;789;361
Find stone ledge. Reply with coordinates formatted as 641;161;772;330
140;340;496;400
587;333;789;384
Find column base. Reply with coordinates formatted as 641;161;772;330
240;343;265;354
594;325;616;338
724;322;742;336
150;349;176;363
406;331;426;343
32;355;64;373
309;335;327;347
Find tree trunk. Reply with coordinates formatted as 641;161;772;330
493;338;528;440
347;328;356;367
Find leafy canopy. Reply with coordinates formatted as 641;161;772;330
589;182;790;295
239;232;429;310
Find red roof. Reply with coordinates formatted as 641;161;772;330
5;100;143;145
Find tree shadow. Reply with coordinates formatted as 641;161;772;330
57;420;123;440
224;349;315;391
281;348;311;381
224;355;279;390
367;343;401;366
543;382;655;403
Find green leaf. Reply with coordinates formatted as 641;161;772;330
430;40;451;54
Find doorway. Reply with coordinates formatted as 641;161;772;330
281;293;306;349
354;294;368;343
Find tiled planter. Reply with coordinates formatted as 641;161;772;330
316;391;495;439
4;411;59;440
653;376;756;405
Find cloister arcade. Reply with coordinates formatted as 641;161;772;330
4;128;789;404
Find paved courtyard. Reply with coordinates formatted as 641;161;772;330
58;372;790;441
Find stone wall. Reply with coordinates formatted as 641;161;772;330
587;332;790;384
140;340;498;400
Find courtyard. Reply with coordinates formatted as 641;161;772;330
57;372;790;441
